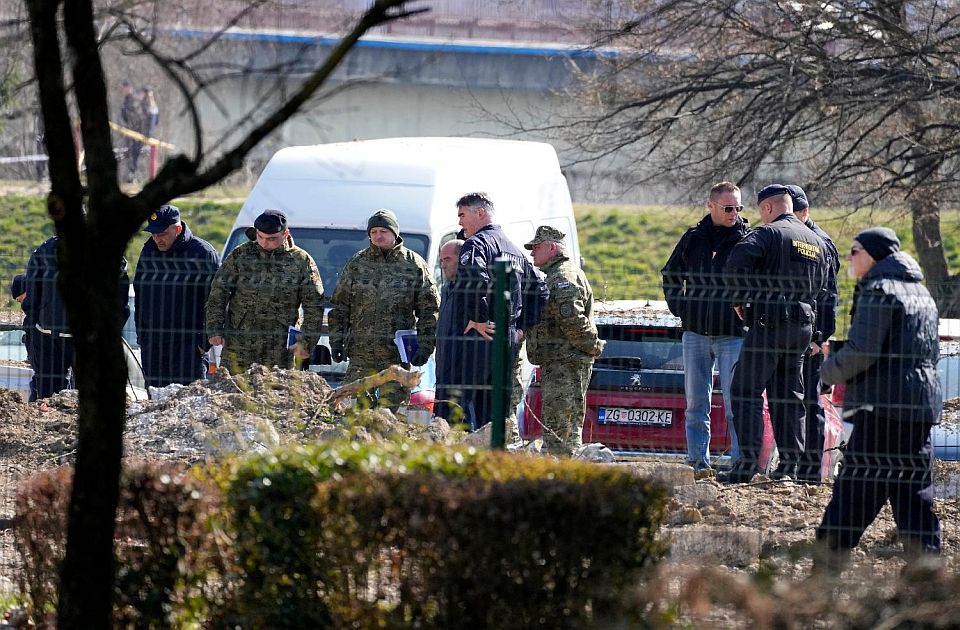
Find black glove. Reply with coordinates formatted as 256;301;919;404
409;348;430;367
332;348;345;363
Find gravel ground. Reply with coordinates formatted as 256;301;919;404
1;364;958;625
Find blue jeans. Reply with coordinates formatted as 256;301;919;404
682;331;742;468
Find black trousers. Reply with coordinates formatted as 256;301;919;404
817;413;940;552
28;331;74;401
797;351;827;477
141;338;206;389
729;321;811;473
458;328;520;431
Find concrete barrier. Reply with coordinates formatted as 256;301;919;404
620;461;696;487
666;526;762;567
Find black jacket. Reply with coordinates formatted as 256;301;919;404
435;280;467;390
724;213;829;327
24;236;131;334
134;222;220;347
662;214;751;336
457;224;547;333
821;251;941;424
805;218;840;342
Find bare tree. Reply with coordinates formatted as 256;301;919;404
21;0;426;626
544;0;960;314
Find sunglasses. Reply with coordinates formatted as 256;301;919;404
720;205;743;213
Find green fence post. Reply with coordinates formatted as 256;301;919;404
490;257;511;449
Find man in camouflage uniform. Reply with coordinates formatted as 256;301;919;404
524;226;603;456
328;209;440;409
205;209;324;373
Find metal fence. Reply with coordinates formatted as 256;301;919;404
1;252;959;605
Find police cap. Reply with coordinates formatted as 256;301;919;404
756;184;791;204
785;185;809;211
144;204;180;233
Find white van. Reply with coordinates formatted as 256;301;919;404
223;137;578;392
223;137;580;288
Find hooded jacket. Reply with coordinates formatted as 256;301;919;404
662;214;751;336
821;251;941;424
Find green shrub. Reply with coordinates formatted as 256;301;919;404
13;461;220;627
13;466;70;626
220;440;669;628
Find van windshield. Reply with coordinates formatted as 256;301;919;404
223;228;430;294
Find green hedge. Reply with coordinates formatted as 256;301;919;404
13;461;220;627
219;440;670;628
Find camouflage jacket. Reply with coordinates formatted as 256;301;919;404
526;253;602;364
204;236;324;351
328;239;439;366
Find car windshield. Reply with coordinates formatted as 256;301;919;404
595;324;684;371
224;227;431;294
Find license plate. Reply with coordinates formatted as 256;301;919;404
598;406;673;426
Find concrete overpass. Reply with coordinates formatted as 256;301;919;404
153;26;635;202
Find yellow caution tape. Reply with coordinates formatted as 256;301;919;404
109;121;176;149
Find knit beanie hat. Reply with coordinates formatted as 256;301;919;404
367;209;400;237
854;227;900;261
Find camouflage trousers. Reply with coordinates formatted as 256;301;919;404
539;357;593;457
221;334;292;375
505;340;525;443
344;362;410;412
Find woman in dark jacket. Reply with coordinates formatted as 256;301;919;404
815;227;941;567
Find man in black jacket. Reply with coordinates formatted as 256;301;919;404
815;228;941;565
786;185;840;482
722;184;830;482
452;192;548;431
663;181;751;474
24;236;131;400
134;205;220;387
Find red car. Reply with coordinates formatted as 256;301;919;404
521;301;843;479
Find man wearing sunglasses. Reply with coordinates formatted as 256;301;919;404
662;181;752;476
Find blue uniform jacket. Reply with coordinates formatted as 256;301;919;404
134;222;220;347
457;224;547;331
723;213;829;325
24;236;131;334
804;218;840;342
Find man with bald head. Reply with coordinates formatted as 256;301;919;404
434;239;465;421
720;185;830;483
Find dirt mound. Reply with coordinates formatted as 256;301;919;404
0;364;454;473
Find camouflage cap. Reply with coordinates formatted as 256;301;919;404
524;225;565;250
